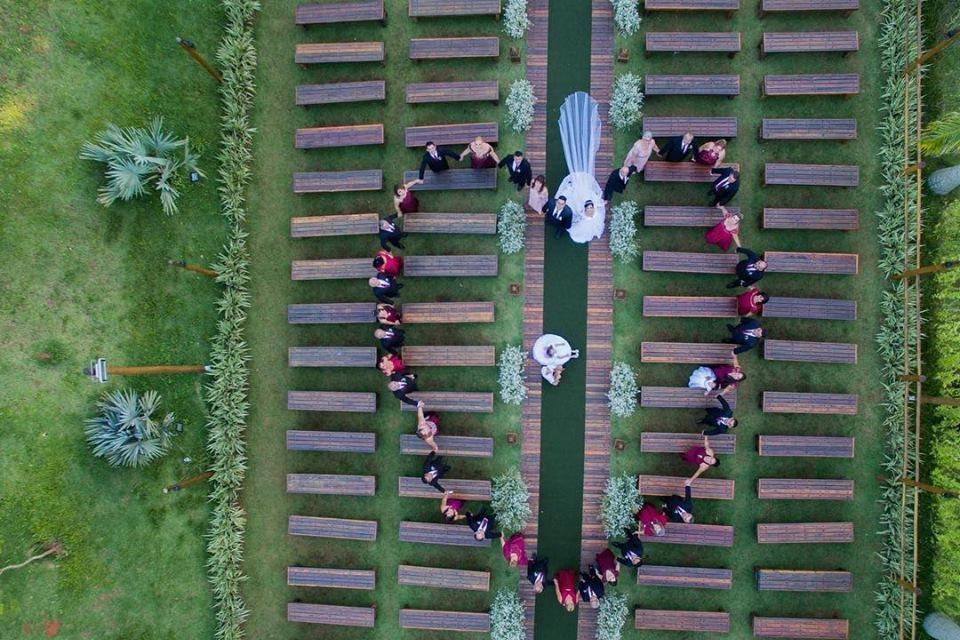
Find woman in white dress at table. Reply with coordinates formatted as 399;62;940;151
623;131;659;173
527;175;549;213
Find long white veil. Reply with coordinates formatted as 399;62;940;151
556;92;605;243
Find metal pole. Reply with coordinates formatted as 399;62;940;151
176;37;223;83
169;259;218;278
892;260;960;280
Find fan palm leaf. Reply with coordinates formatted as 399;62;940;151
920;111;960;156
85;388;177;467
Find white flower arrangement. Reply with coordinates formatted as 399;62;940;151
490;588;526;640
491;468;532;532
609;73;643;131
498;200;526;254
506;79;536;133
609;200;639;262
610;0;641;38
596;593;630;640
607;361;638;418
600;474;641;539
498;344;528;405
503;0;531;39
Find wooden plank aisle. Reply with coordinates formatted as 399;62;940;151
578;2;615;639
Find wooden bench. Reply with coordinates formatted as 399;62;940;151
288;515;378;540
757;569;852;592
403;169;497;190
409;37;500;60
406;255;498;277
753;616;849;639
645;0;740;16
402;301;495;323
765;251;859;275
402;346;496;366
761;31;859;56
291;258;372;280
400;392;494;413
643;251;738;274
409;0;501;17
287;603;375;628
638;565;732;589
399;521;490;547
763;392;858;415
641;386;737;409
764;164;860;188
641;342;737;363
288;391;377;413
758;435;855;458
762;74;860;97
762;207;858;230
287;303;376;324
759;0;858;16
287;566;376;590
400;609;490;633
646;32;741;57
643;296;738;318
639;475;735;500
405;122;498;148
293;170;383;194
296;0;385;26
764;340;857;364
647;523;734;547
287;429;376;453
764;297;856;321
757;522;854;544
644;205;738;227
291;213;380;238
400;434;494;457
644;161;740;182
398;565;490;591
761;118;858;141
403;212;497;234
642;117;738;138
296;124;384;149
640;432;736;454
296;81;386;106
635;609;730;633
296;42;385;66
758;478;854;501
288;347;377;368
399;477;491;500
645;75;740;96
287;474;376;496
406;81;499;104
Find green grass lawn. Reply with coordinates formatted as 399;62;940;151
241;2;527;638
608;1;885;637
0;1;225;637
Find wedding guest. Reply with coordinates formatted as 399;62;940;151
369;275;402;304
528;175;549;213
416;401;440;453
638;502;668;537
466;507;500;541
375;325;405;355
698;395;737;436
682;436;720;485
737;285;768;317
704;205;742;252
554;569;579;612
379;214;406;250
418;141;459;180
541;364;564;386
501;532;528;568
624;131;659;172
727;247;767;288
421;450;449;493
388;372;419;406
378;352;406;377
725;318;765;354
376;303;402;326
695;139;727;166
664;485;694;523
613;530;644;567
498;150;533;191
542;195;573;238
709;167;740;206
528;555;549;593
688;358;744;396
393;179;423;215
440;490;465;522
373;248;403;277
460;135;500;168
603;165;636;204
578;570;604;608
595;548;619;585
659;132;695;162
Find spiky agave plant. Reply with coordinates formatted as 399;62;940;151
85;388;177;467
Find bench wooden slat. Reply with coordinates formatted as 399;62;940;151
765;251;859;275
400;609;491;633
296;124;384;149
761;118;857;141
763;74;860;96
640;432;736;454
647;523;734;547
409;37;500;60
761;0;858;12
296;0;385;25
645;75;740;96
639;474;735;500
287;473;376;496
398;477;491;500
287;303;376;324
402;301;495;324
763;391;858;415
403;212;497;234
296;41;385;65
759;435;855;458
400;434;494;457
758;478;854;501
765;163;859;187
291;213;380;238
288;515;378;540
406;81;499;104
400;392;494;413
291;258;371;280
763;340;857;364
405;122;498;147
644;205;738;227
641;342;737;363
288;391;377;413
287;566;376;590
399;521;490;547
757;522;854;544
645;0;740;11
403;169;497;191
288;346;377;368
641;386;737;409
753;616;849;639
635;609;731;633
638;565;733;589
296;81;386;106
293;170;383;194
406;254;499;277
398;565;490;591
287;603;375;627
409;0;502;17
764;297;856;321
286;430;376;453
643;296;738;318
644;161;740;182
757;569;852;592
763;207;858;230
646;32;742;53
642;117;738;138
402;345;496;367
762;31;859;54
643;251;739;274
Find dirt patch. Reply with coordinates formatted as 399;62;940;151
44;620;61;637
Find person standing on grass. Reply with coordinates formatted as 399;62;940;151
369;274;402;304
440;490;465;522
379;214;407;251
624;131;659;173
421;451;450;493
682;436;721;485
694;139;727;167
603;165;636;205
461;135;500;169
594;548;619;585
727;247;767;288
501;532;528;568
376;303;402;326
724;318;765;354
698;395;738;436
373;248;403;277
418;141;459;180
578;570;605;608
708;167;740;206
688;358;745;396
466;506;501;541
528;175;549;213
528;554;549;593
737;285;768;317
415;401;440;454
375;324;405;355
378;352;406;377
554;569;579;612
498;150;533;191
613;530;645;567
664;485;695;524
658;131;695;162
637;501;668;537
388;372;419;407
393;178;423;215
704;205;742;252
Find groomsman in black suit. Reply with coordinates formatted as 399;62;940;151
369;275;402;304
497;150;533;191
378;214;406;251
542;195;573;238
418;141;460;180
659;132;695;162
708;167;740;206
603;165;637;204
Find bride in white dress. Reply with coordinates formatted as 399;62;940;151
556;92;606;244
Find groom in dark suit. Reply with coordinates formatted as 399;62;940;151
542;195;573;238
418;141;460;180
497;150;533;191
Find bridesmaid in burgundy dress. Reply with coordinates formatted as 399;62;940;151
554;569;579;612
501;532;528;568
376;303;402;326
704;205;742;252
694;139;727;166
440;491;465;522
416;402;440;454
736;285;768;317
393;178;423;215
460;135;500;169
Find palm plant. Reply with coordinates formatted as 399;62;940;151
920;112;960;194
80;117;203;215
85;388;178;467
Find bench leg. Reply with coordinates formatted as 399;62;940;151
760;81;766;99
381;8;387;26
841;50;850;58
726;10;734;18
298;63;308;70
757;8;766;18
758;40;766;59
727;51;736;59
841;9;853;17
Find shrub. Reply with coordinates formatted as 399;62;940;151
498;344;528;405
502;0;531;39
498;200;526;254
600;474;641;539
84;389;178;467
608;73;643;131
610;0;641;38
609;201;639;262
80;117;203;215
506;79;536;133
490;588;526;640
596;592;630;640
491;468;531;532
607;361;638;418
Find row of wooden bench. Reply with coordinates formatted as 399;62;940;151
640;387;858;414
635;611;849;639
645;31;859;56
287;429;494;457
644;204;859;230
293;168;496;193
288;564;489;591
287;301;495;324
641;431;855;458
287;474;491;499
289;603;490;632
644;0;859;16
296;38;500;66
292;212;497;237
295;0;502;26
644;161;860;187
640;340;858;365
643;296;856;321
290;255;498;280
642;116;859;142
642;250;859;275
287;390;494;413
294;119;498;149
643;74;860;97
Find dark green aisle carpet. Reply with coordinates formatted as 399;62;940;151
533;1;594;638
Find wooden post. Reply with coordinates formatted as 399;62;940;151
176;37;223;83
164;471;214;494
895;577;921;594
918;395;960;407
169;259;218;278
897;374;926;382
892;260;960;280
900;477;960;496
902;28;960;77
902;162;925;176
